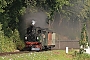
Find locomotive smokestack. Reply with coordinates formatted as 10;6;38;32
32;20;36;25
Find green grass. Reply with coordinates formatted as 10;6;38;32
73;53;90;60
0;50;73;60
0;50;90;60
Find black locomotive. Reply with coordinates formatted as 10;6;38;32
24;21;55;51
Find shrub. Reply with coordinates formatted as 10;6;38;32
0;23;16;52
1;36;16;52
0;23;25;52
0;23;4;52
12;29;25;50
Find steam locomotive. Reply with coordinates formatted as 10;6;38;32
24;21;55;51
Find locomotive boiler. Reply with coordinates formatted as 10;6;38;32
24;20;55;51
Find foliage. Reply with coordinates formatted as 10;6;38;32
1;36;15;52
69;0;90;22
79;24;89;54
26;0;71;22
0;23;24;52
0;0;26;52
0;0;26;37
0;0;90;37
79;24;88;48
73;53;90;60
11;29;25;50
0;0;71;34
0;23;4;52
0;23;15;52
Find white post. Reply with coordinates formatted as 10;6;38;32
66;47;68;54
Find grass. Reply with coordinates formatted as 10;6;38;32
73;53;90;60
0;50;90;60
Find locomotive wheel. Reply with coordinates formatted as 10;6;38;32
44;46;48;51
49;47;51;50
21;47;31;51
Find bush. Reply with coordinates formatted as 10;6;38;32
0;23;25;52
0;23;16;52
12;29;25;50
0;23;4;52
1;36;16;52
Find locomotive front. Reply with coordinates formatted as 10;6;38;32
24;20;42;51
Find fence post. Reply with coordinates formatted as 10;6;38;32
66;47;68;54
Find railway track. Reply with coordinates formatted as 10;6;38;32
0;50;50;56
0;51;31;56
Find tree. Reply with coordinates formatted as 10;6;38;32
69;0;90;23
79;24;89;53
0;0;26;37
79;24;88;47
0;0;72;37
25;0;71;24
0;0;26;52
